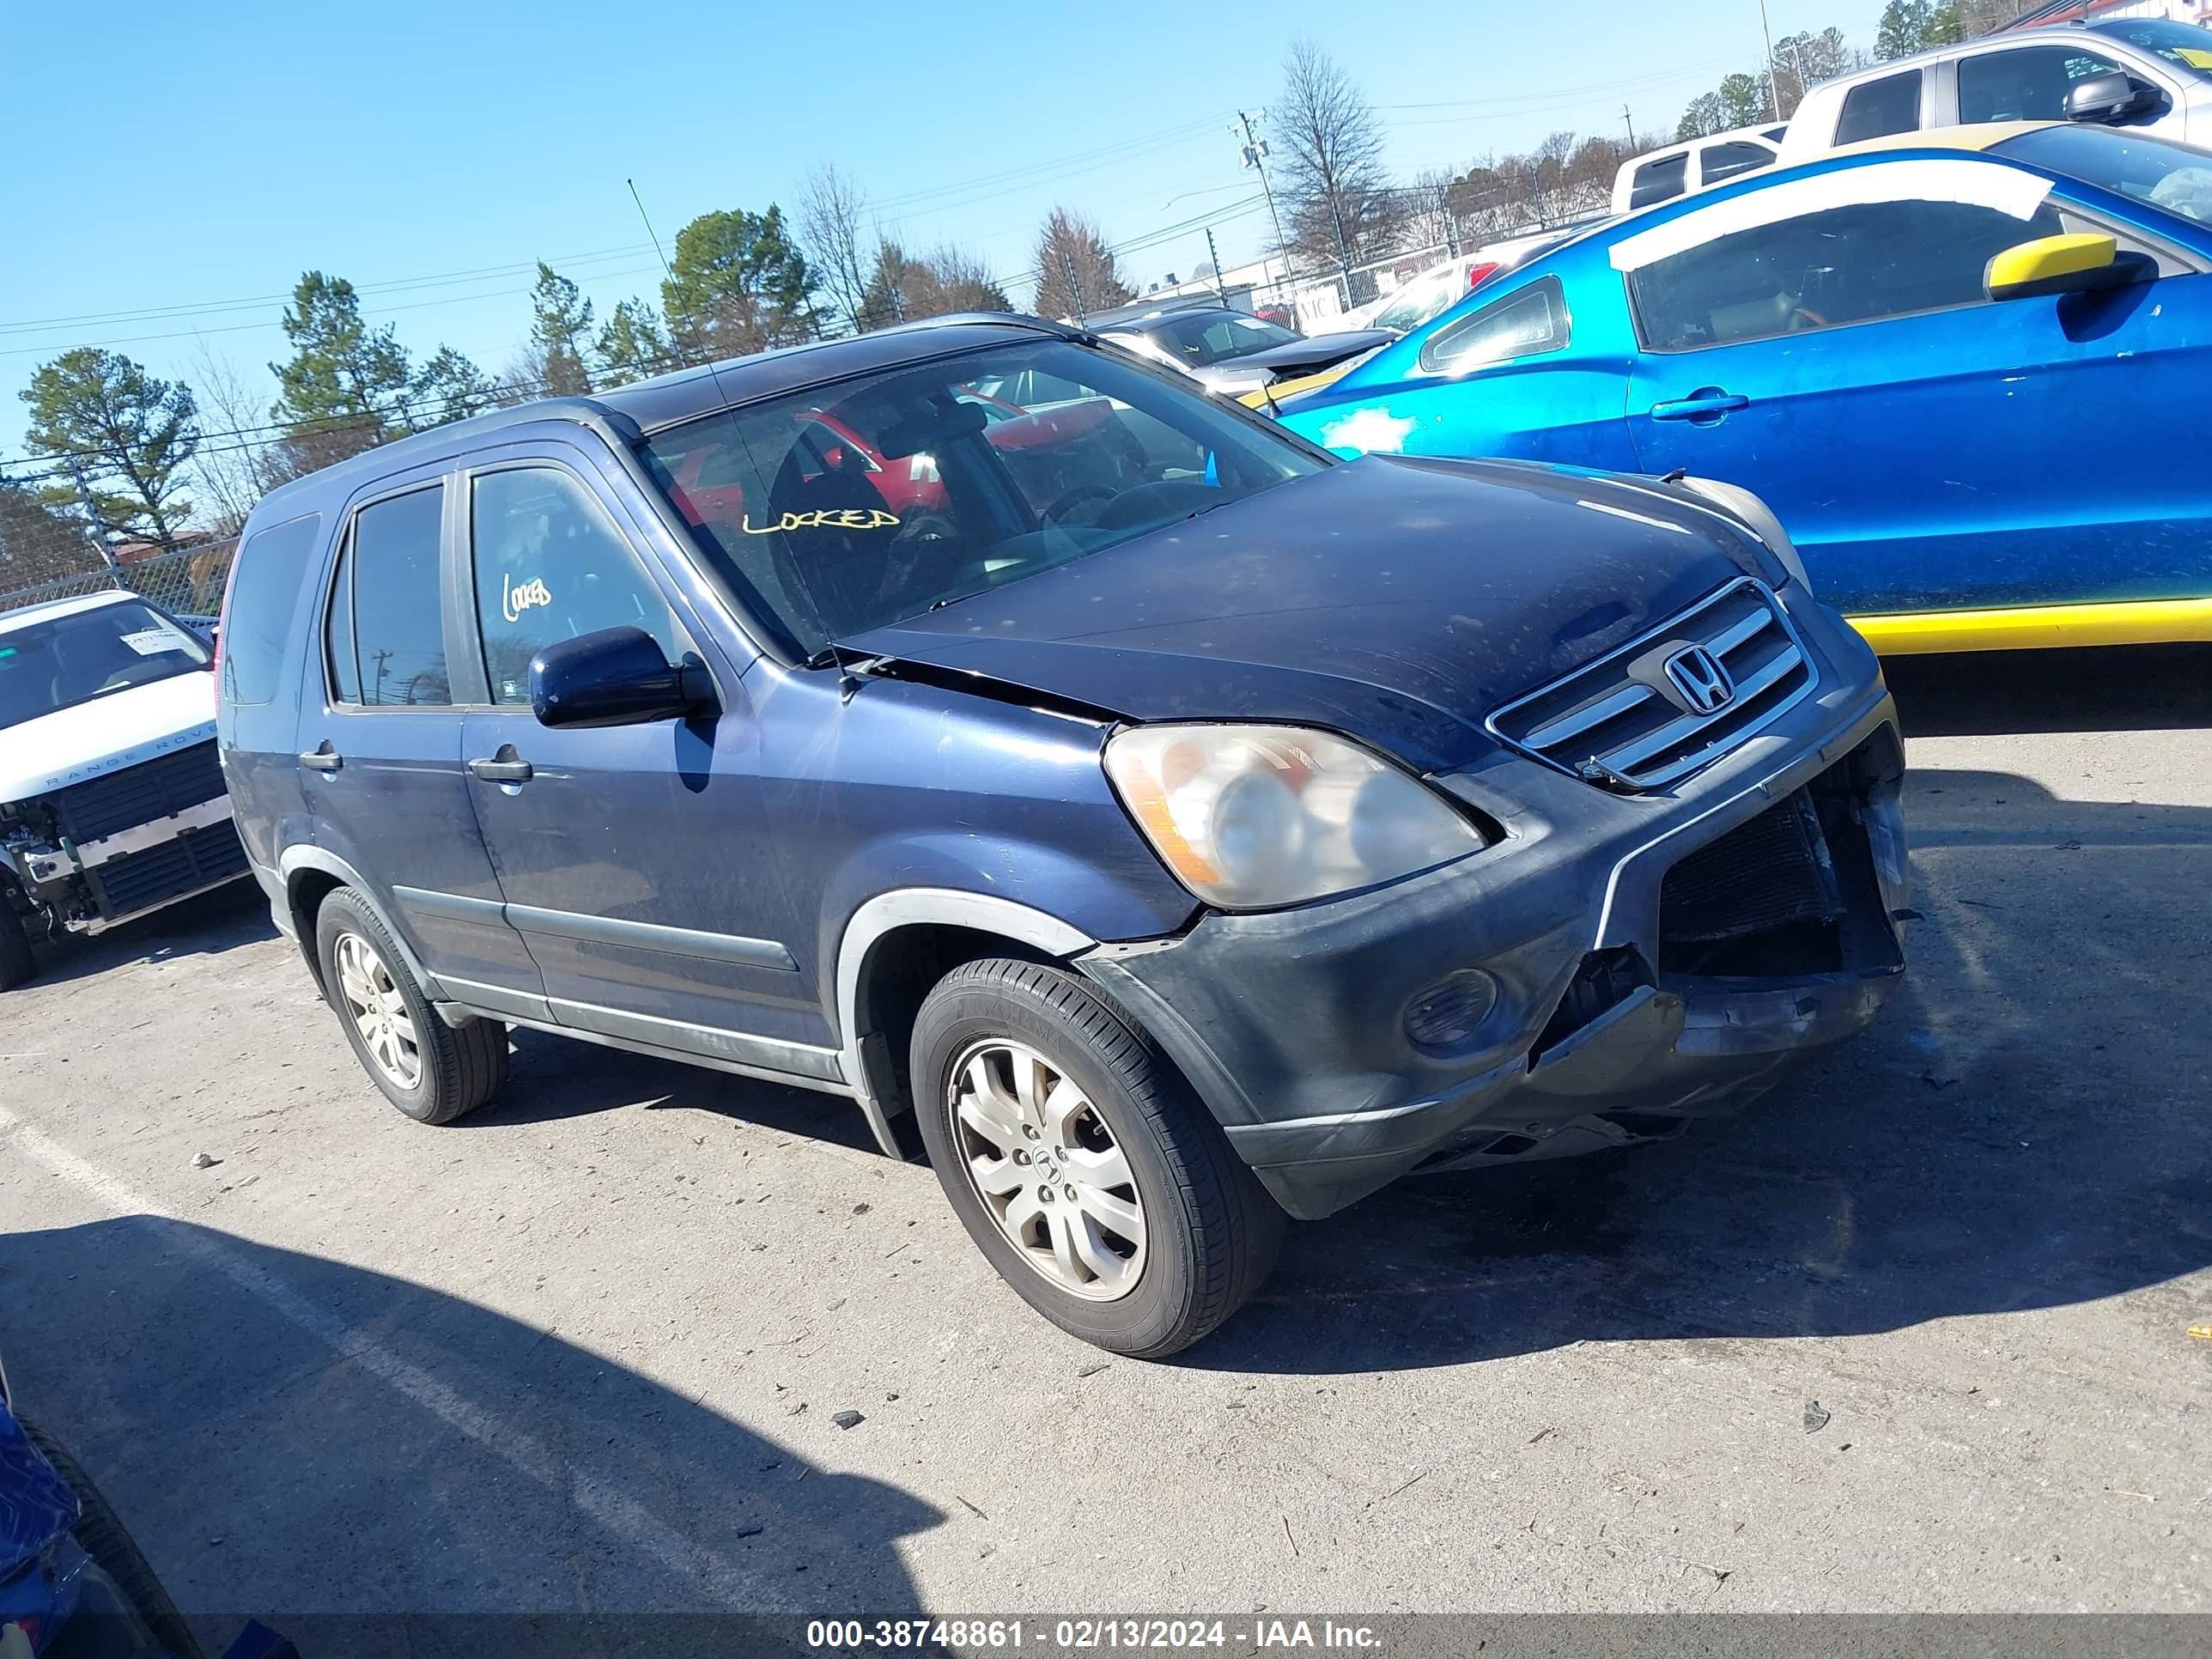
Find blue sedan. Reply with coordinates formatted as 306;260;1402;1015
1277;122;2212;653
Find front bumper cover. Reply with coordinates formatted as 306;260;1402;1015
1079;594;1907;1221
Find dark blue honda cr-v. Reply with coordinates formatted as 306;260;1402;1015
216;314;1908;1356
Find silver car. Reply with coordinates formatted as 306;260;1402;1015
1779;16;2212;162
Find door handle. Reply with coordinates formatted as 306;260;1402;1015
298;744;343;773
1650;388;1749;424
467;750;534;784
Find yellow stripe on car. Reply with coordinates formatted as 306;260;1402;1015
1240;360;1358;410
1849;598;2212;654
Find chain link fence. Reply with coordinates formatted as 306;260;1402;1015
0;538;238;623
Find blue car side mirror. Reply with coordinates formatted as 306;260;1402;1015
531;626;715;729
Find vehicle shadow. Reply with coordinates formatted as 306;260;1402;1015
19;879;275;993
0;1216;945;1650
1188;764;2212;1374
459;1028;884;1156
1883;642;2212;737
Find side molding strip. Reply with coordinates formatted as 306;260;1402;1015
507;902;798;971
394;886;799;969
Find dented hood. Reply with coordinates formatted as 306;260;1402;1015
840;455;1770;774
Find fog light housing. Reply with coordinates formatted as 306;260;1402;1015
1404;969;1499;1051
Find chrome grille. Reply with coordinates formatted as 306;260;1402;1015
1486;580;1815;792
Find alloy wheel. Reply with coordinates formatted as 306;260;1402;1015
950;1038;1147;1301
334;931;422;1091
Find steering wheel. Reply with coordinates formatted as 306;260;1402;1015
1038;483;1118;525
1787;303;1832;331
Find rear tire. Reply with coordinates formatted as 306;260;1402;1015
0;899;35;992
314;887;507;1124
911;958;1283;1358
21;1416;204;1659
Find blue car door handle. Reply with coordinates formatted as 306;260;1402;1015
1650;388;1750;424
467;749;534;784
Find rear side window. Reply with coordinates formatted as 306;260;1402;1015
1630;153;1689;209
326;485;451;707
220;513;322;705
1834;71;1923;144
1419;278;1570;374
1700;142;1776;185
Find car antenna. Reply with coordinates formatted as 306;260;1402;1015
630;177;737;404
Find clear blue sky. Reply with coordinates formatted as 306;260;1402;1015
0;0;1882;474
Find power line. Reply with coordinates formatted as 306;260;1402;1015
0;243;660;337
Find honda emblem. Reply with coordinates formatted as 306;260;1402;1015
1663;644;1735;715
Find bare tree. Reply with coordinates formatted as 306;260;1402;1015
1030;208;1133;322
1272;39;1394;278
185;342;289;534
797;164;874;335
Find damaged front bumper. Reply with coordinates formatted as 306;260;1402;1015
1080;603;1907;1222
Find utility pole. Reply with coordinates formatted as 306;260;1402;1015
1234;110;1291;291
1326;195;1355;311
1204;228;1230;307
1755;0;1783;123
1063;254;1088;326
1623;104;1637;149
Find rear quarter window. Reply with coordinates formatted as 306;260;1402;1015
1834;71;1923;144
220;513;323;706
1630;153;1689;209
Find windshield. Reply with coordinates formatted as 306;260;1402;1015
2090;17;2212;81
1998;124;2212;226
1143;312;1303;368
638;337;1327;659
0;599;210;733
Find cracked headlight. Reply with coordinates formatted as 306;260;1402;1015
1103;724;1488;910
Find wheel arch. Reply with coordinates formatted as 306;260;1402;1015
276;846;431;1000
836;890;1097;1157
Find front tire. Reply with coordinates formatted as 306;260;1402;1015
314;887;507;1124
911;959;1283;1358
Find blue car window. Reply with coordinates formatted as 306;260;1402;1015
1418;278;1570;375
1628;195;2065;352
468;466;685;706
334;486;449;707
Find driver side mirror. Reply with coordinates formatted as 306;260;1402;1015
2064;70;2160;124
1984;233;2150;301
531;626;715;729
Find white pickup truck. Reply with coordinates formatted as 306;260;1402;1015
0;590;246;989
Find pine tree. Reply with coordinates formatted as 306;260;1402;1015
19;348;199;549
529;263;596;396
596;299;674;386
270;271;414;459
660;207;817;360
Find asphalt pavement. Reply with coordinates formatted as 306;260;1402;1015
2;645;2207;1624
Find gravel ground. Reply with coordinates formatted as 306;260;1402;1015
1;646;2207;1626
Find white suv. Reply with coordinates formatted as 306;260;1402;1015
0;591;243;988
1778;18;2212;163
1612;125;1787;214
